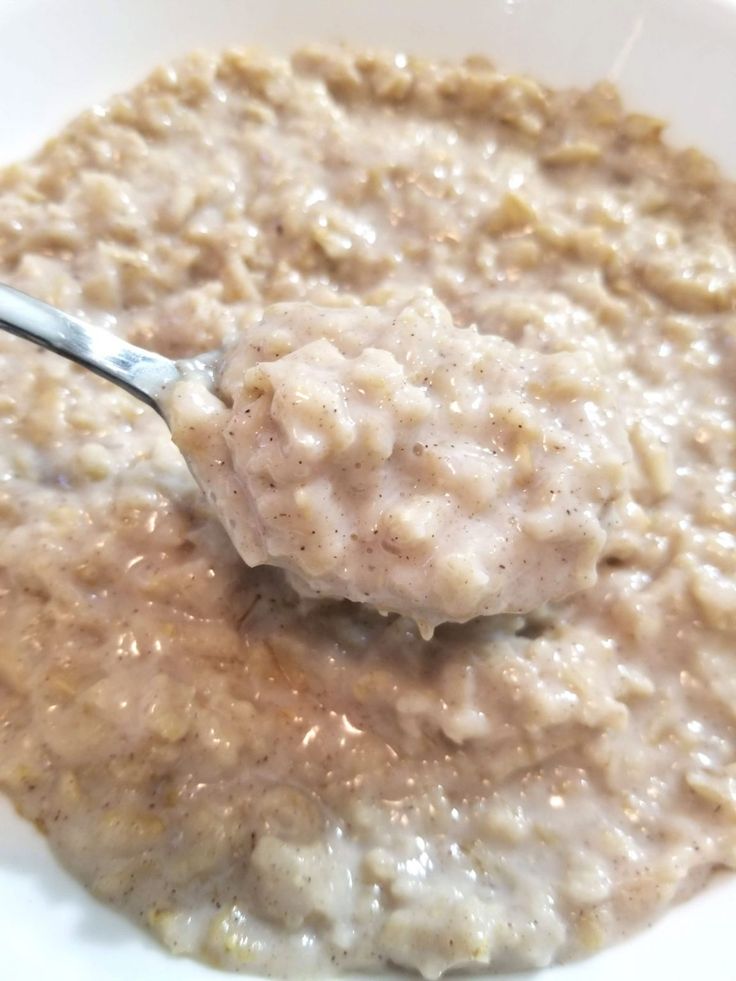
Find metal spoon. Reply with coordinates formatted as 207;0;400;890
0;282;211;418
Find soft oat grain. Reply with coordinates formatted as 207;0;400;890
1;45;736;978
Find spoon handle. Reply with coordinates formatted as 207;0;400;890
0;283;180;415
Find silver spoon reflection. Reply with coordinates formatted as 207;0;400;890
0;283;211;416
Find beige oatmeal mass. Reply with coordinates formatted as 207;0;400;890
0;44;736;979
167;293;630;635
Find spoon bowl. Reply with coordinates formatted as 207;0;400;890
0;282;632;634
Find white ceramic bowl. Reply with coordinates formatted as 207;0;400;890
2;1;736;978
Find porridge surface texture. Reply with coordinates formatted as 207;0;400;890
167;294;630;634
1;45;736;978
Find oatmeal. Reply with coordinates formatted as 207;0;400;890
1;44;736;980
167;293;630;634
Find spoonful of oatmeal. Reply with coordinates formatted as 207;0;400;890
0;284;630;637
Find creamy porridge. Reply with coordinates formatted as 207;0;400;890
166;293;630;634
1;45;736;979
